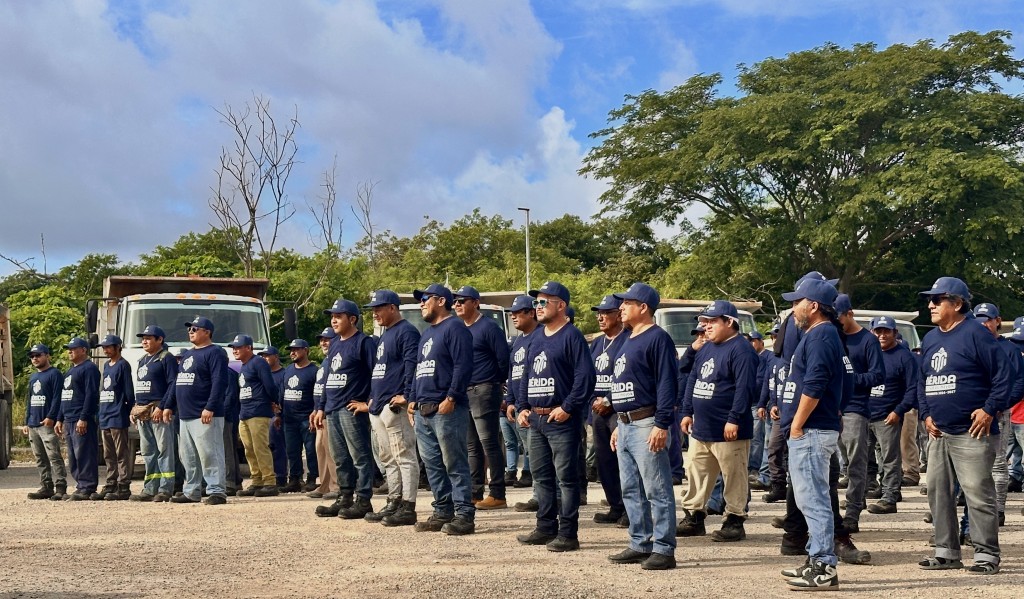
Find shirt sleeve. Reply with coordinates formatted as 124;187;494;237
729;346;759;425
855;335;886;391
121;362;136;408
895;351;919;416
83;364;101;419
491;327;510;384
205;351;228;414
446;326;474;403
654;335;679;429
401;328;420;399
46;371;64;422
561;332;596;416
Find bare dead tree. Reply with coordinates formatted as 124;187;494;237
0;234;55;283
289;159;347;316
209;93;299;277
350;179;378;263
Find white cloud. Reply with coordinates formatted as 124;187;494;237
656;37;699;91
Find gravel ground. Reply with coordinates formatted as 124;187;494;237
1;458;1023;598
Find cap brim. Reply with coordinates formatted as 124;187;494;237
612;293;639;302
413;289;427;301
781;291;806;302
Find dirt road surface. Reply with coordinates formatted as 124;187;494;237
1;459;1022;598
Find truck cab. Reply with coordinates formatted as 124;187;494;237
0;305;13;468
656;299;762;358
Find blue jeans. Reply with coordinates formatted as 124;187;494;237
749;407;766;471
757;416;773;484
270;417;288;484
529;412;582;539
1009;422;1024;482
139;419;176;495
283;417;318;480
928;431;999;564
65;419;99;494
415;403;475;519
500;408;529;473
789;429;839;567
617;418;676;556
179;417;226;499
327;408;373;500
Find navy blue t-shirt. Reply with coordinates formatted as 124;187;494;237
59;360;100;423
779;322;845;434
135;349;177;409
591;332;628;402
516;322;596;416
682;333;759;442
224;363;241;424
280;363;318;420
996;337;1024;407
99;359;135;429
918;319;1011;435
320;331;375;413
312;363;326;410
239;355;279;420
370;319;420;415
413;315;474;407
467;317;510;385
868;343;919;421
26;367;63;427
171;345;228;420
505;330;536;408
610;325;679;430
841;328;885;417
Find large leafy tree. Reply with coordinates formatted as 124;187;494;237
580;31;1024;312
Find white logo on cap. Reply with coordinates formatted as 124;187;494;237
700;358;715;379
613;354;627;379
104;376;112;389
533;351;548;374
33;381;41;393
595;352;609;372
422;338;433;359
288;375;299;388
370;292;378;302
979;305;990;313
137;365;149;379
182;356;194;371
931;348;948;373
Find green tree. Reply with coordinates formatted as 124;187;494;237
581;31;1024;313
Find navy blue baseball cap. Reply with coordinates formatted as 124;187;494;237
833;294;853;314
614;282;659;310
185;316;215;332
529;281;570;304
453;285;480;300
364;289;400;308
782;278;839;306
748;330;764;340
324;298;360;317
797;270;840;287
973;303;1000;321
1009;318;1024;341
509;295;534;312
286;339;310;350
98;334;123;347
28;343;51;356
136;325;166;339
870;316;897;330
414;283;454;307
700;299;738;320
1013;316;1024;330
63;337;89;350
258;346;279;356
920;276;972;300
591;294;622;312
316;327;337;340
227;334;254;348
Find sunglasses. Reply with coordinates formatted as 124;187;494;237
188;326;205;333
533;298;560;308
453;298;473;305
927;295;953;305
418;295;438;305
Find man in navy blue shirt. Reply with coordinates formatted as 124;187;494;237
409;283;476;535
56;337;100;501
777;278;845;590
307;327;340;499
503;294;536;497
514;281;596;553
230;334;281;497
589;294;628;526
918;277;1010;574
453;285;510;510
607;282;679;571
280;340;319;494
865;316;920;516
97;335;135;500
260;347;290;491
833;294;885;532
130;326;178;502
678;300;759;542
314;299;377;519
23;344;67;500
364;290;422;527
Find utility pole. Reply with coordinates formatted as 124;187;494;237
517;207;531;292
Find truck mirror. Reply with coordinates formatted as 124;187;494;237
283;308;297;341
86;300;98;334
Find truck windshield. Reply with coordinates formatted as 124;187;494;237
124;300;270;348
657;310;758;347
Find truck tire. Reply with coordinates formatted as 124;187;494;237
0;400;11;470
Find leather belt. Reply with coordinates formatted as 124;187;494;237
618;405;655;424
531;407;555;415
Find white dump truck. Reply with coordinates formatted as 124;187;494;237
0;304;13;469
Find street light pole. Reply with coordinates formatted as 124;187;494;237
517;207;531;292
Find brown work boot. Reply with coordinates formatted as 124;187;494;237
475;496;507;510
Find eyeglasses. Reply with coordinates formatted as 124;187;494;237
418;295;438;305
188;326;203;333
927;295;952;305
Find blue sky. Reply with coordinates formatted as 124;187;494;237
1;0;1021;276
